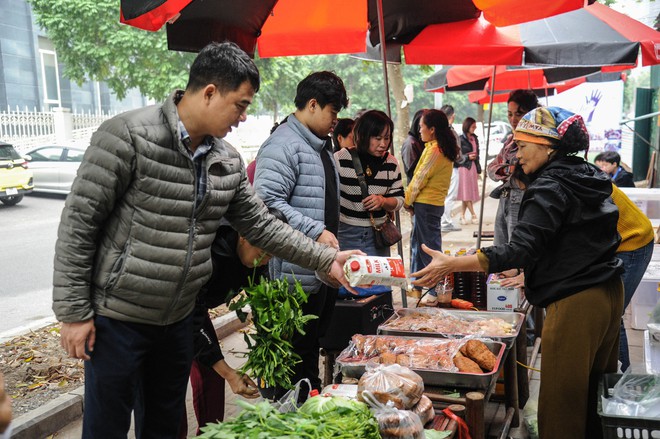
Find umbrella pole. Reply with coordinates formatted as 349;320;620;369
376;0;407;307
476;66;497;249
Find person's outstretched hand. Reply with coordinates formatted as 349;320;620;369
225;371;259;399
213;360;259;399
60;319;96;361
410;244;451;288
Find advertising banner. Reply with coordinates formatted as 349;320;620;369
547;81;625;162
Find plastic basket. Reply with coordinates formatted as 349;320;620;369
597;374;660;439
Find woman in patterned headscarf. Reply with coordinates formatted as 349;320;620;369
411;106;623;439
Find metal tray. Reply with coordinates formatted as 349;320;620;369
377;308;525;348
335;336;506;390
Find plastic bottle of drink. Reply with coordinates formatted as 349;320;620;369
470;270;488;310
453;249;470;301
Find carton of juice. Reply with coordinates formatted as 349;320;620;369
344;255;409;289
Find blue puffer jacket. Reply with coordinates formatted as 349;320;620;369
254;114;340;293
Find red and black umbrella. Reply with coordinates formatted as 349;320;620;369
119;0;597;58
424;65;628;93
465;72;626;104
405;2;660;67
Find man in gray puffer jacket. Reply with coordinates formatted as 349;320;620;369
255;71;349;394
52;43;357;439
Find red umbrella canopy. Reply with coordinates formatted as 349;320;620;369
467;72;626;104
425;65;628;93
405;3;660;67
119;0;597;57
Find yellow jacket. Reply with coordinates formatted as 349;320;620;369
612;184;654;252
404;140;453;207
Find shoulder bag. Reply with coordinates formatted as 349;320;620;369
348;149;402;248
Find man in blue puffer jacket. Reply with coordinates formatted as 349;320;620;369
255;71;349;394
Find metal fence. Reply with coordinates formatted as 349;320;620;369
0;107;113;153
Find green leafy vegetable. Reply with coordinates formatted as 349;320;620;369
195;399;380;438
228;275;317;390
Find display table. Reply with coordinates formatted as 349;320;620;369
320;302;548;438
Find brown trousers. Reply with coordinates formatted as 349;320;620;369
538;277;623;439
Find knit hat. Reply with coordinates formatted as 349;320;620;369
514;107;587;146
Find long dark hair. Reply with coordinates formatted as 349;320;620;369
353;110;393;155
422;109;458;162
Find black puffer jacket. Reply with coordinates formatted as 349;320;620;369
458;133;481;173
482;156;622;307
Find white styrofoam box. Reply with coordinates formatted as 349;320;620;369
619;187;660;219
487;274;522;311
631;279;660;330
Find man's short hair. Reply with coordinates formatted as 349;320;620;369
186;42;260;94
294;71;348;112
440;104;455;118
594;151;621;166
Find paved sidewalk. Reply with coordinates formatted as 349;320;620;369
12;178;647;438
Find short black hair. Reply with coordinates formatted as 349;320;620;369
294;71;348;112
594;150;621;166
353;110;393;154
508;89;540;113
332;118;355;152
186;42;260;94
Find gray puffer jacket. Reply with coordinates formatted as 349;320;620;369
53;92;337;325
254;114;340;293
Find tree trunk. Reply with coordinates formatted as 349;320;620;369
387;63;409;157
272;101;279;125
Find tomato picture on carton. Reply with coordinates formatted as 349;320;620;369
344;255;409;289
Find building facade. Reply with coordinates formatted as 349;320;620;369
0;0;147;114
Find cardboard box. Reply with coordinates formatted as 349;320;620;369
487;274;522;311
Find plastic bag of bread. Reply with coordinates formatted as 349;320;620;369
411;395;435;426
373;406;425;439
357;364;424;410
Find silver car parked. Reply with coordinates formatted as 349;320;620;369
23;145;86;194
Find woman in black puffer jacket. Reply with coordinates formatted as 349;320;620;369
411;106;623;439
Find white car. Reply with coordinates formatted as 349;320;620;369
23;145;86;194
480;121;512;159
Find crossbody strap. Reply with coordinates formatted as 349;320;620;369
348;148;369;199
348;148;388;230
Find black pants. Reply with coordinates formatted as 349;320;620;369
83;314;194;439
287;285;338;394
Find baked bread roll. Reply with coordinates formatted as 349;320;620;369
453;352;483;374
464;340;497;371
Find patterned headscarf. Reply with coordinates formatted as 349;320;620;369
514;107;588;146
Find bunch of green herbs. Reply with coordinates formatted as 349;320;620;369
228;274;317;390
195;399;380;438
